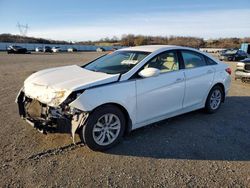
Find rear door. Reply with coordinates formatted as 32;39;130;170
180;50;215;108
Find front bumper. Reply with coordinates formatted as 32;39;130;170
16;90;88;142
235;70;250;81
16;90;70;133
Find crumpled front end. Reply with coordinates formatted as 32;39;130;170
24;81;72;107
16;89;88;143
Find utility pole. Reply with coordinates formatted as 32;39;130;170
17;22;29;36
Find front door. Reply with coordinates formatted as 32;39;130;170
135;50;185;125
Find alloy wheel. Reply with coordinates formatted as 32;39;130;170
92;113;121;146
210;89;222;110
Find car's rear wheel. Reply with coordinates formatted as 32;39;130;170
205;86;223;113
82;105;125;151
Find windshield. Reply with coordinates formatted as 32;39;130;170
225;50;237;55
13;46;22;49
84;51;150;74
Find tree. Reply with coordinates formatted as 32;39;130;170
134;36;149;46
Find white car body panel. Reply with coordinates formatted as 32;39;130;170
23;65;119;106
183;66;215;108
212;64;231;95
135;70;185;125
20;45;231;132
52;47;62;53
69;81;137;125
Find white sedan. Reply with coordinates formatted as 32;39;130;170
52;46;62;53
16;45;231;151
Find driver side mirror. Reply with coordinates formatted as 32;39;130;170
138;67;160;78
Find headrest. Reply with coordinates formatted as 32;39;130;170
166;57;174;62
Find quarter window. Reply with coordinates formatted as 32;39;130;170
206;57;217;65
181;51;206;69
143;51;179;73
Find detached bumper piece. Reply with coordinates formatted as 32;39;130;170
16;90;88;142
24;118;53;134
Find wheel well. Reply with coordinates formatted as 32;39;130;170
212;83;225;102
90;103;132;135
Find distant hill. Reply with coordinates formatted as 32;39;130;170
1;33;249;48
0;33;70;44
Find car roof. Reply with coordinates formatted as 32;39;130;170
118;45;197;53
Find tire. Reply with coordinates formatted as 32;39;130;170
82;105;126;151
205;86;223;114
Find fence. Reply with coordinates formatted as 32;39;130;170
0;42;123;51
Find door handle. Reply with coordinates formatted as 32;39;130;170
207;70;213;74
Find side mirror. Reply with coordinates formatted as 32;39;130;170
138;67;160;78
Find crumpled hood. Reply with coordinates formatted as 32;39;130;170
24;65;119;106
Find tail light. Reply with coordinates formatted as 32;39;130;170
225;67;231;75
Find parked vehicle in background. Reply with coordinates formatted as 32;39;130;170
219;49;228;56
35;47;43;52
219;49;248;61
240;43;250;54
235;58;250;82
43;46;53;53
96;47;105;52
7;45;28;54
52;46;62;53
16;45;231;151
111;48;118;51
67;47;77;52
199;48;225;53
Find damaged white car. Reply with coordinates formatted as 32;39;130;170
16;45;231;151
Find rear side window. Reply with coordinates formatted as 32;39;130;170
206;57;217;65
239;51;247;56
181;51;206;69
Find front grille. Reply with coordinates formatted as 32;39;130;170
245;64;250;71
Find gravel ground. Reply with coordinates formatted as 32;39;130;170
0;52;249;187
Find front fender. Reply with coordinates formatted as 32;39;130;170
69;81;137;125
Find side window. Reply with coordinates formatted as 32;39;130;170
206;57;217;65
144;51;179;73
181;51;206;69
240;51;247;56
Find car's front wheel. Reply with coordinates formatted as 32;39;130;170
205;86;223;113
82;105;125;151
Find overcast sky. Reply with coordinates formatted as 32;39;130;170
0;0;250;41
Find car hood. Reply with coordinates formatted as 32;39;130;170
23;65;120;106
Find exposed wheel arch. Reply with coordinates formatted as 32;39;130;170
210;83;225;102
205;85;224;113
88;103;132;136
82;104;126;151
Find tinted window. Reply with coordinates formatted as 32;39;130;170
85;51;150;74
206;57;217;65
239;50;246;56
226;50;237;55
143;51;179;73
13;46;22;49
181;51;206;69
